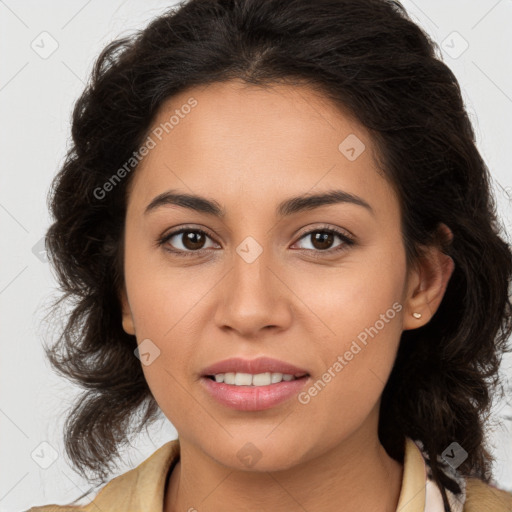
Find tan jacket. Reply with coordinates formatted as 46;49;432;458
26;437;512;511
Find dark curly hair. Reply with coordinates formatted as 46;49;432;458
43;0;512;510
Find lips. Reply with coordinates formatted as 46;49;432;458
200;356;310;378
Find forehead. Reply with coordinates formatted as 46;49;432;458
144;79;370;163
127;80;398;223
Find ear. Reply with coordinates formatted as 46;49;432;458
120;286;136;335
403;223;455;330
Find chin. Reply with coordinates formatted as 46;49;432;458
208;437;307;473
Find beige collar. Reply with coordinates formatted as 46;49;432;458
396;437;428;511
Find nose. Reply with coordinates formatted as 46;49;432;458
213;243;293;338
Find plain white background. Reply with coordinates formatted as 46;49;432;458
1;1;511;510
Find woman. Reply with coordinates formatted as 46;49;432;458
27;0;512;511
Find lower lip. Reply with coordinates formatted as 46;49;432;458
200;376;310;411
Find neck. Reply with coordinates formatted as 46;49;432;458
164;424;404;512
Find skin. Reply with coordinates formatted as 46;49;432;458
120;79;454;512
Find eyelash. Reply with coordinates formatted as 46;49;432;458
156;225;355;258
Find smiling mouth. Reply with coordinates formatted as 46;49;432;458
205;372;309;386
201;371;311;411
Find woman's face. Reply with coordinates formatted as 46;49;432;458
121;80;429;471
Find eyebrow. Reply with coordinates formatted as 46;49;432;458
144;189;374;218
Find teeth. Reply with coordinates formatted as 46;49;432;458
212;372;300;386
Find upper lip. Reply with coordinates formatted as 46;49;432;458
201;357;310;378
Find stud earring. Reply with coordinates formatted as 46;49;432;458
412;312;422;319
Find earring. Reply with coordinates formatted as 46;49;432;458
412;312;422;319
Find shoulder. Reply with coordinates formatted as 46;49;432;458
25;439;181;512
463;477;512;511
407;437;512;512
24;508;81;512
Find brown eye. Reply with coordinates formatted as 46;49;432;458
310;231;336;250
295;228;353;253
180;230;207;250
160;228;218;255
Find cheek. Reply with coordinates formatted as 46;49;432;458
293;250;405;413
127;268;219;344
123;253;216;393
122;224;204;335
285;247;405;342
297;306;403;434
